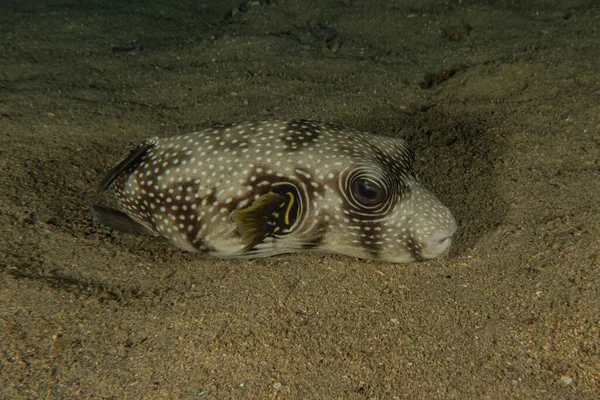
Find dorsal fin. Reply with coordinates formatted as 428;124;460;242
100;139;155;191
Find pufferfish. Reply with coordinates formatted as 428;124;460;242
92;119;456;263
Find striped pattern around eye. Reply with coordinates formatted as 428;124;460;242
338;164;397;218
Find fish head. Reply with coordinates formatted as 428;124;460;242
266;134;457;263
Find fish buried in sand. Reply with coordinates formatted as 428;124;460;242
93;120;457;263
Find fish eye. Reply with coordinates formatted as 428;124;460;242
352;179;383;205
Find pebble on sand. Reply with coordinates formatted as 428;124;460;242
559;375;574;386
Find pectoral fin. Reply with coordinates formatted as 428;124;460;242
91;204;156;236
231;192;287;252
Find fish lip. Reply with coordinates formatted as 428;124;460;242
419;230;455;260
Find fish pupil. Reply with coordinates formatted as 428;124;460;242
354;180;382;204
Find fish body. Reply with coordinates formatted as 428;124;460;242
93;119;456;263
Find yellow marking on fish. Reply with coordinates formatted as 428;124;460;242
284;191;295;226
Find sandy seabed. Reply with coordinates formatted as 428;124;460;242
1;0;599;398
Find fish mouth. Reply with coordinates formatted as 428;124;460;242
418;220;457;260
420;234;453;259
